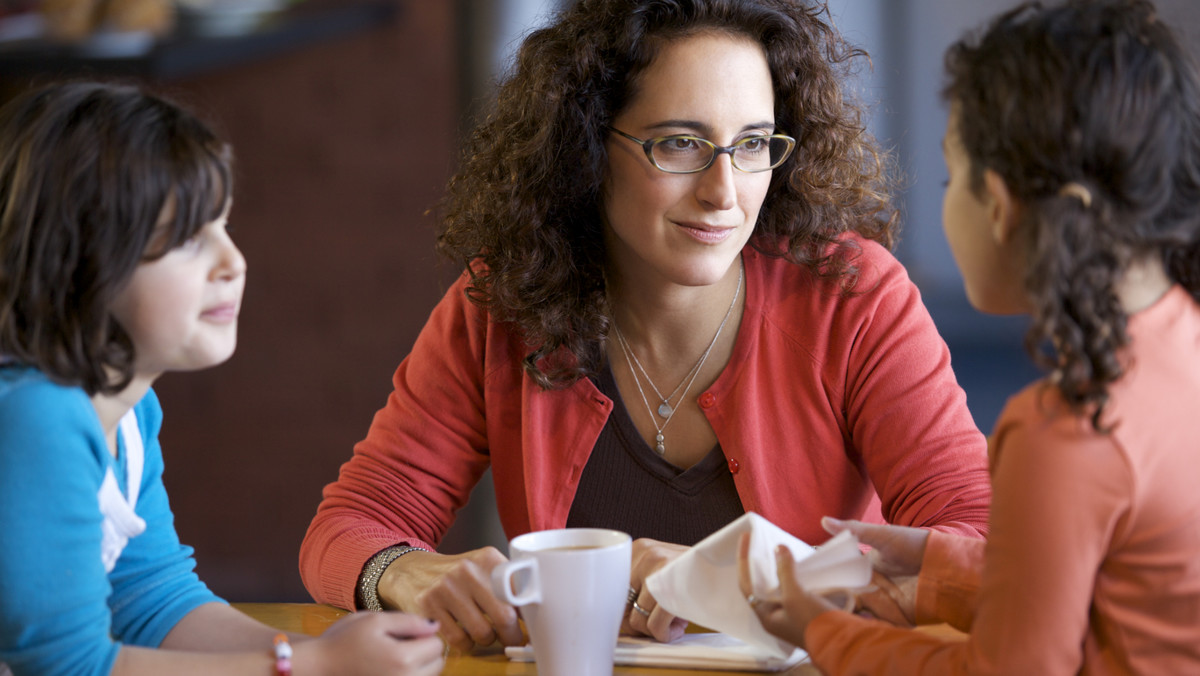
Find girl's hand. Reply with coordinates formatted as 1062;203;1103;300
376;547;524;652
735;532;843;651
821;517;927;577
297;611;444;676
821;517;928;625
622;538;689;643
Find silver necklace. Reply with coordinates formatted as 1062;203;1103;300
619;324;703;419
611;263;743;455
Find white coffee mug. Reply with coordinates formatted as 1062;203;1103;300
491;528;632;676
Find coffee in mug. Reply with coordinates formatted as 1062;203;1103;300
491;528;631;676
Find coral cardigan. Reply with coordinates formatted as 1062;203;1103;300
807;286;1200;674
300;238;991;610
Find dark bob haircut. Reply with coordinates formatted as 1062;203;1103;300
0;81;233;395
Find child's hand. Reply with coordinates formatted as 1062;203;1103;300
821;517;928;625
821;517;927;577
735;532;845;651
297;611;444;676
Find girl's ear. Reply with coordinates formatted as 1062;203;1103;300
983;169;1021;245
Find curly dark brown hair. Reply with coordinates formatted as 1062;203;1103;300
437;0;899;389
944;0;1200;429
0;81;232;396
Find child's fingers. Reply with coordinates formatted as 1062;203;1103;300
821;516;873;539
378;611;441;639
774;545;801;596
820;516;851;535
736;531;755;598
822;517;903;557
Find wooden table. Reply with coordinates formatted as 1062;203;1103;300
232;603;826;675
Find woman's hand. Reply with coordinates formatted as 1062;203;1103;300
821;517;928;626
622;538;689;643
376;547;524;652
735;532;843;651
297;611;444;676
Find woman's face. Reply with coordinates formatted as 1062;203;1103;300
602;31;775;291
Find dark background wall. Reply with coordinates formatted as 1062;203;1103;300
0;0;503;604
149;2;462;601
0;1;476;602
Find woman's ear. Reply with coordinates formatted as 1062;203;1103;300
983;169;1021;244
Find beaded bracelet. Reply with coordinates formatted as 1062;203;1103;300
356;545;430;612
273;634;292;676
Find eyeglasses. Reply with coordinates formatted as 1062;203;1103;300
609;127;796;174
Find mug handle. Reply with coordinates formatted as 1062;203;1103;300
491;557;542;606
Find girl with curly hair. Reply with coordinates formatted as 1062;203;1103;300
301;0;992;651
0;82;444;676
741;0;1200;672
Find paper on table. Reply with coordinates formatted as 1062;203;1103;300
505;632;809;672
644;512;871;660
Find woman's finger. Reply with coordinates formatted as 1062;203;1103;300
628;587;654;632
420;584;495;650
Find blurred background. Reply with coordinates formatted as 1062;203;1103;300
1;0;1196;602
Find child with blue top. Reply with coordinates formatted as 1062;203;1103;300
0;82;443;676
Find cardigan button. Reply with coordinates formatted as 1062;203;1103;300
727;457;740;474
698;392;716;408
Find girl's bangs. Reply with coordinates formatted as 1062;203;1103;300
147;140;233;258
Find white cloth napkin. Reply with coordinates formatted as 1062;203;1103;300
644;512;872;660
506;632;809;672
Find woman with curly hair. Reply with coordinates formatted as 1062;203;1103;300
741;0;1200;672
300;0;992;651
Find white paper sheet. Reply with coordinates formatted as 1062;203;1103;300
643;512;872;660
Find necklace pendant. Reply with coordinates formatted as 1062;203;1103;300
657;402;673;418
655;432;665;455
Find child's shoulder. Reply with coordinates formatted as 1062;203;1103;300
0;366;109;453
0;366;93;421
0;366;162;441
0;367;107;483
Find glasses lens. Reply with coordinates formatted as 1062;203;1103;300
648;136;714;173
732;136;793;172
647;135;794;173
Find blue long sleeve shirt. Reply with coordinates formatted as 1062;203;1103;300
0;367;222;675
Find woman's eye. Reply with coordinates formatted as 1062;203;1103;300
658;137;702;154
740;137;768;153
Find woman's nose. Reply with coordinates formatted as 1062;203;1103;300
694;153;738;210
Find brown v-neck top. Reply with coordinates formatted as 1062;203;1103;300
565;360;744;545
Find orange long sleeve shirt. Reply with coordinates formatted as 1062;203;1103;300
807;285;1200;674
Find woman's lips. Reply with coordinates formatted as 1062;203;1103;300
676;221;737;244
